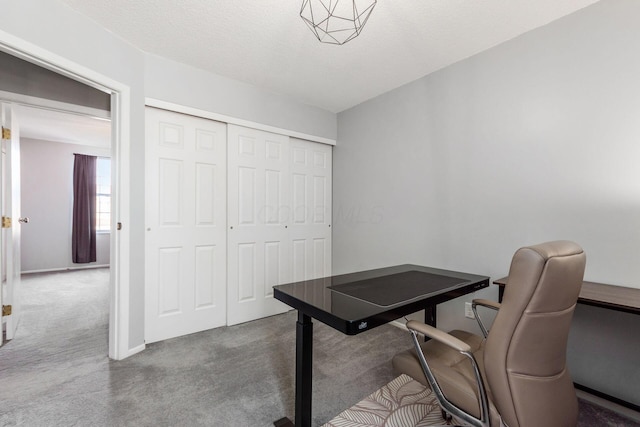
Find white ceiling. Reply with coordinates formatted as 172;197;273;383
17;105;111;148
15;0;602;145
58;0;600;113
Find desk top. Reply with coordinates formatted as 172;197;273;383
493;277;640;314
274;264;489;335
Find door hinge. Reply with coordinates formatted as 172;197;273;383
1;127;10;140
2;216;11;228
2;305;12;316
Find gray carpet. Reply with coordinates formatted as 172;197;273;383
1;269;638;426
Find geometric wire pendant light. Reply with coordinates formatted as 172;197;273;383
300;0;377;45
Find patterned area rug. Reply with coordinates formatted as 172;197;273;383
321;374;456;427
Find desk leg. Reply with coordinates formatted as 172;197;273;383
296;312;313;427
424;306;436;342
274;312;313;427
425;305;436;327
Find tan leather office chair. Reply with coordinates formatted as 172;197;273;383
393;241;586;427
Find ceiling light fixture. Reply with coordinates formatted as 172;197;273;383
300;0;377;45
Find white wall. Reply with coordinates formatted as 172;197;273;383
144;54;337;141
334;0;640;405
1;0;147;350
21;138;110;272
1;0;336;353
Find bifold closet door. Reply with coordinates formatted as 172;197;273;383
145;108;227;343
227;125;291;326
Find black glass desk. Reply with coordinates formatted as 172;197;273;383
272;264;489;427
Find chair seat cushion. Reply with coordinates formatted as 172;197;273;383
392;329;501;426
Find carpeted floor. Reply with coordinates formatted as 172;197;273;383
1;269;638;426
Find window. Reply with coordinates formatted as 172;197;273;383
96;157;111;232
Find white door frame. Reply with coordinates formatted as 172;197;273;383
145;98;337;147
0;30;133;360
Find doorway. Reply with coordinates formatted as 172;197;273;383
18;105;112;273
0;40;132;359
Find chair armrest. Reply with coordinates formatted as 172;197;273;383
406;320;471;353
472;299;500;338
406;321;490;427
472;299;500;310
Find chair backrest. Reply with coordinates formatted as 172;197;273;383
484;241;585;427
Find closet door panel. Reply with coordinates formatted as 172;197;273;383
227;125;290;326
289;138;332;281
145;107;227;343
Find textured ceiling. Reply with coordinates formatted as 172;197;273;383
59;0;600;113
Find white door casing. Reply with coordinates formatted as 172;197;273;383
0;109;4;347
0;141;2;347
145;107;227;343
0;34;133;359
1;102;21;342
289;138;332;282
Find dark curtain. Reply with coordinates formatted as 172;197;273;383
72;154;97;263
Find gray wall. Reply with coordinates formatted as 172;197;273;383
0;50;110;111
21;138;110;272
1;0;336;352
568;304;640;404
334;0;639;405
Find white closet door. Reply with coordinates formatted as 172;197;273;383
227;125;291;326
145;108;227;343
290;138;332;282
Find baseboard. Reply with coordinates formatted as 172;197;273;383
575;383;640;416
22;265;110;275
